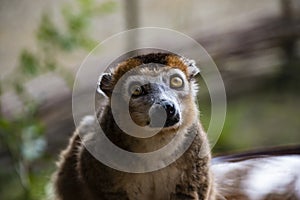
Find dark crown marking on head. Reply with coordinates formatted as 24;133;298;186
112;53;192;84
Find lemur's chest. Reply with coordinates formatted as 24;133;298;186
123;164;183;200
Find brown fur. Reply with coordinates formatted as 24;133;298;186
112;58;143;86
112;53;189;87
52;53;217;200
166;55;189;76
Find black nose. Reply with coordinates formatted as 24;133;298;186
161;100;176;118
149;100;180;128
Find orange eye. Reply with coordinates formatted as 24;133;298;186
170;76;183;88
130;85;143;96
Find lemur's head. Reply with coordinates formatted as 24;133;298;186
97;53;200;132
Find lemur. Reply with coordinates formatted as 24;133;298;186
52;53;218;200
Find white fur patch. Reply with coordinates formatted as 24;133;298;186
81;115;96;126
243;156;300;200
212;155;300;199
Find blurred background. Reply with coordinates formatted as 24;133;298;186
0;0;300;199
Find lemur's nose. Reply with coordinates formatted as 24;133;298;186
148;99;180;128
161;100;176;117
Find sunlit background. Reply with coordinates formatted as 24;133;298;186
0;0;300;199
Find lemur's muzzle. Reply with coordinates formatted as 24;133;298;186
149;99;180;128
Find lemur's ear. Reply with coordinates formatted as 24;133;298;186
181;57;200;80
97;73;113;97
186;59;200;79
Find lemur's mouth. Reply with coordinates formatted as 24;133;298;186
148;101;181;128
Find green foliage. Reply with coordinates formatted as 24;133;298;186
20;50;39;76
21;125;46;162
37;0;117;51
0;0;117;199
36;14;62;49
0;112;45;200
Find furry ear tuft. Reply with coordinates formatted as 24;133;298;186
97;73;113;97
181;57;200;80
186;59;200;79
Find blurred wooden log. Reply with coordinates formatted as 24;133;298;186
196;17;300;60
192;14;300;97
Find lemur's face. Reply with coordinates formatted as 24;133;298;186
98;53;199;131
122;65;191;128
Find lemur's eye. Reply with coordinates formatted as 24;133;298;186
170;76;183;88
129;84;143;96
